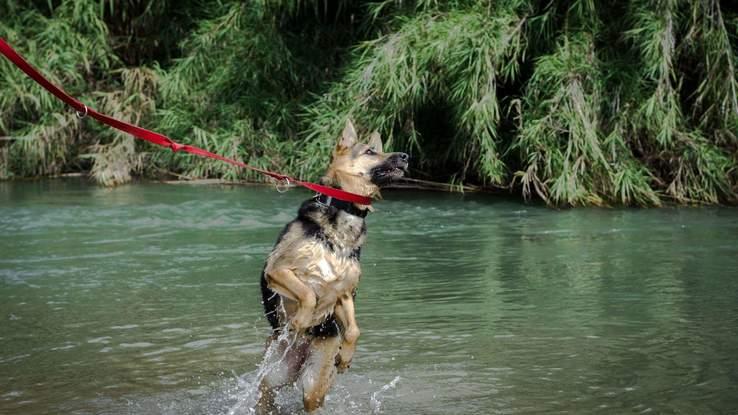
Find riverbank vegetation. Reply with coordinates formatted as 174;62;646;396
1;0;737;206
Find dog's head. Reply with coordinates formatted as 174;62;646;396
323;119;409;199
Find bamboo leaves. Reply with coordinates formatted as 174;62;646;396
304;5;528;185
0;0;736;205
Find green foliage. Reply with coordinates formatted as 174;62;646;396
1;0;110;177
1;0;737;206
0;0;157;184
154;3;301;181
303;3;528;184
514;33;609;206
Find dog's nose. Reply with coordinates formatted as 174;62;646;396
399;153;409;162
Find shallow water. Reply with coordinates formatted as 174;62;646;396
1;179;738;414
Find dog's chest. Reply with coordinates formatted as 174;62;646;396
309;211;365;287
315;251;359;286
324;211;366;251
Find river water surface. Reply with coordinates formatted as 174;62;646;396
1;179;738;414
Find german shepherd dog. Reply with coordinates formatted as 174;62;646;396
256;120;408;413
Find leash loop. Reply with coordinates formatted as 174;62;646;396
76;104;88;119
275;177;290;193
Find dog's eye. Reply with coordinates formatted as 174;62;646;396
365;148;376;156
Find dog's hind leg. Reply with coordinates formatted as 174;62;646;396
334;293;360;373
300;335;341;412
256;334;309;415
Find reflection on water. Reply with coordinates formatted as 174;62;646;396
1;179;738;414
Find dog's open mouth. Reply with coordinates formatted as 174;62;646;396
371;162;408;185
387;166;407;178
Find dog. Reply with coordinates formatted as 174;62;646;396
256;119;409;413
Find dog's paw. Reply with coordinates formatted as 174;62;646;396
335;349;353;374
335;357;351;374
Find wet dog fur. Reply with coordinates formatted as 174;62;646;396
256;120;408;413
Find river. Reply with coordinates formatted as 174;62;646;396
1;179;737;414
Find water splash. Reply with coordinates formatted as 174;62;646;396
227;329;299;415
226;330;402;414
369;376;400;414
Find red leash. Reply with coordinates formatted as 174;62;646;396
0;38;372;206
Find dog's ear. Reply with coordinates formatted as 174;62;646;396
368;131;383;153
337;119;358;150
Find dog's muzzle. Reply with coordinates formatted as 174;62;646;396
370;153;409;185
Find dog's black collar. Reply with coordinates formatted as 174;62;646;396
314;194;369;218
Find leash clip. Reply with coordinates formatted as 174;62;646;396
315;195;333;208
76;104;88;119
275;177;290;193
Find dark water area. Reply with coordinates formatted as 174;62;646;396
1;179;737;414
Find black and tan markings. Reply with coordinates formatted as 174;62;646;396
256;119;408;413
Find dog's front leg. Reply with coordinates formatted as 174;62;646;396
334;292;360;373
264;266;316;331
